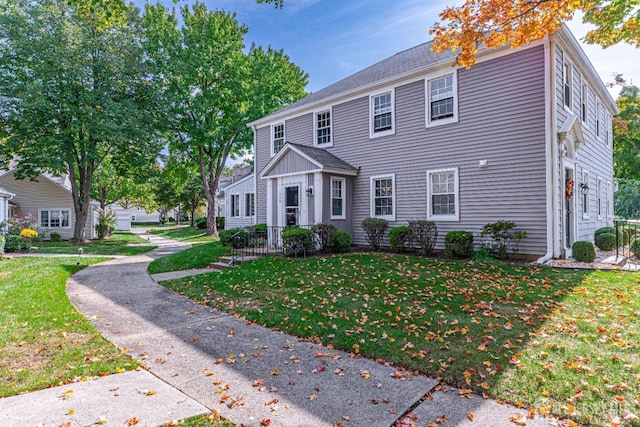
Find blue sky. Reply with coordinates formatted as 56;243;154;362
136;0;639;98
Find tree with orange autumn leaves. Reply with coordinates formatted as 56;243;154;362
430;0;640;68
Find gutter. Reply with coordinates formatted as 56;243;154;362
537;33;557;265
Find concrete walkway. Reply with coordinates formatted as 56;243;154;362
0;231;560;427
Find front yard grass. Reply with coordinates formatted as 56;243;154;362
0;257;137;397
148;241;229;274
147;226;217;243
163;253;640;426
34;231;156;256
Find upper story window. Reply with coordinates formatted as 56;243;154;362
331;177;345;219
605;112;611;147
596;101;601;139
271;123;285;156
370;174;395;221
245;193;255;217
370;90;394;138
427;72;458;127
563;60;572;110
427;168;459;221
315;110;332;147
40;209;71;228
581;82;588;123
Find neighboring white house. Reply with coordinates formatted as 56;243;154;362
106;202;161;230
0;168;100;240
224;172;257;229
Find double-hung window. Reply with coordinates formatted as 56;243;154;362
331;177;345;219
427;72;457;126
581;82;588;123
315;110;332;146
245;193;255;217
230;194;240;217
39;209;71;228
370;174;395;221
370;91;394;137
272;123;285;155
596;101;601;138
563;60;572;110
427;168;459;221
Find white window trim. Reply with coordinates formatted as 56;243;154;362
369;88;395;139
596;100;602;139
425;69;459;128
38;208;72;229
370;174;396;221
131;215;137;222
562;55;573;112
270;122;285;157
426;167;460;222
314;108;333;148
330;176;346;220
597;177;603;220
581;170;590;220
244;192;255;218
229;194;240;218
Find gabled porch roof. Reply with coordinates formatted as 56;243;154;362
259;143;358;179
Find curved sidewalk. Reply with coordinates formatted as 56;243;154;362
1;232;558;426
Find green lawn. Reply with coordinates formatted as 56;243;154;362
0;257;137;397
147;226;217;243
34;231;156;256
162;253;640;427
148;241;230;274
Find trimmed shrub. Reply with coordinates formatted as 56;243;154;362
572;241;596;263
631;239;640;258
216;216;225;231
4;235;26;253
49;232;62;242
389;226;410;252
254;223;267;232
595;232;616;251
480;220;527;259
312;223;337;252
621;229;631;246
361;217;388;251
219;227;248;248
196;217;207;230
282;227;314;256
473;244;494;261
445;230;474;258
594;226;615;242
333;231;352;253
408;220;438;256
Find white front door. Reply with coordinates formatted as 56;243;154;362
278;175;308;226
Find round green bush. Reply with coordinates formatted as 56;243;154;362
219;227;248;248
196;217;207;230
445;230;474;258
631;240;640;258
282;227;314;256
572;241;596;263
333;231;352;253
4;235;26;253
594;226;615;242
49;232;62;242
595;232;616;251
389;226;410;252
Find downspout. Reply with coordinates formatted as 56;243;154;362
252;124;258;226
537;33;557;264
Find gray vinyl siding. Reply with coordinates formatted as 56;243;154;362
555;44;614;244
321;174;352;233
0;171;95;240
255;46;548;255
264;150;318;177
256;126;271;225
224;174;256;229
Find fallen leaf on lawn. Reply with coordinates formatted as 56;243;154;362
624;410;639;421
562;403;576;415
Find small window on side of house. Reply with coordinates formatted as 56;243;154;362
370;174;395;221
426;72;458;127
331;177;346;219
563;61;572;110
597;177;603;220
245;193;255;217
315;110;332;147
39;209;71;228
370;91;394;138
596;101;601;138
272;123;285;156
427;168;459;221
581;82;588;123
230;194;240;217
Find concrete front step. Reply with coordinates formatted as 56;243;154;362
209;255;261;270
600;255;627;266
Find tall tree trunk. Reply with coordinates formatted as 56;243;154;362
68;161;94;242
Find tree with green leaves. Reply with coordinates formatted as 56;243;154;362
613;83;640;218
143;3;307;235
179;174;206;227
0;0;163;241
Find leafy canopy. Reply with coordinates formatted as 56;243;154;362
430;0;640;68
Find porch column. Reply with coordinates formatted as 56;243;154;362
314;172;323;225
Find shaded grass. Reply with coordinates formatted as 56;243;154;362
34;231;156;255
147;226;217;243
178;414;235;427
0;257;137;397
148;241;229;274
163;253;640;426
